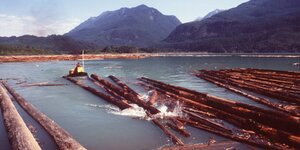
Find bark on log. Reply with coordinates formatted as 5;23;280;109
108;75;139;96
147;90;158;106
139;78;300;148
91;74;160;114
64;76;131;110
88;77;127;102
177;118;283;150
140;77;300;135
147;112;184;146
166;122;191;137
0;83;41;150
200;70;300;104
195;72;300;116
183;110;232;134
2;81;86;150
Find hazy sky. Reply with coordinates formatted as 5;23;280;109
0;0;249;37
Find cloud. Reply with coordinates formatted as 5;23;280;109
0;13;81;37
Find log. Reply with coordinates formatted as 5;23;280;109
196;72;300;116
139;78;300;148
108;75;139;96
201;70;300;104
219;70;300;94
20;82;67;87
147;90;158;106
0;83;41;150
140;76;300;134
64;76;131;110
91;74;160;114
88;77;127;102
183;110;232;134
147;112;184;146
177;118;283;150
166;122;191;137
2;81;86;150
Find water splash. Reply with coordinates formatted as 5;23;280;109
110;104;147;118
85;103;147;118
153;101;184;119
85;100;184;119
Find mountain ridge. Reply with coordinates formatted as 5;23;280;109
162;0;300;53
66;4;181;47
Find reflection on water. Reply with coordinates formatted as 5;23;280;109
0;56;299;150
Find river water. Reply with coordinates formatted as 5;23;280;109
0;56;299;150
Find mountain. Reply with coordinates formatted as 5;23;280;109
195;9;224;21
66;4;181;47
0;35;98;54
162;0;300;53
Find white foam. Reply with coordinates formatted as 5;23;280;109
85;100;184;120
110;104;147;118
85;103;120;112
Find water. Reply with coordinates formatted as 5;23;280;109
0;56;299;150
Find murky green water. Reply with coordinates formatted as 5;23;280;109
0;56;299;150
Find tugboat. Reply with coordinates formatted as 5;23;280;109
67;51;88;77
68;62;88;77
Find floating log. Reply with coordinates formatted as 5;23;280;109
196;72;300;116
218;70;300;94
91;74;160;114
183;107;217;118
183;110;232;134
2;81;86;150
177;118;283;150
0;83;41;150
139;78;300;148
88;77;127;102
64;76;131;110
166;122;191;137
140;77;300;135
93;75;186;145
147;112;184;146
200;70;300;104
20;82;67;87
108;75;139;96
147;90;158;106
162;141;244;150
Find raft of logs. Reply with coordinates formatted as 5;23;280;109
61;69;300;149
138;76;300;149
1;81;86;150
0;83;41;150
64;74;185;146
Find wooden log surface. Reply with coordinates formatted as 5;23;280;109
139;78;300;148
2;81;86;150
200;70;300;104
166;122;190;137
0;83;41;150
140;77;300;134
195;72;300;116
90;74;186;145
91;74;160;114
108;75;139;96
147;90;158;106
64;76;131;110
147;112;184;146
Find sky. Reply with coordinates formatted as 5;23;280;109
0;0;249;37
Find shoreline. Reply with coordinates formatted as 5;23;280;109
0;53;300;63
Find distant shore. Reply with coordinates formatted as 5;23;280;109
0;53;300;63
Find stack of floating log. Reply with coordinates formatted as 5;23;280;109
64;74;185;146
0;81;86;150
63;69;300;149
138;76;300;149
195;68;300;115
